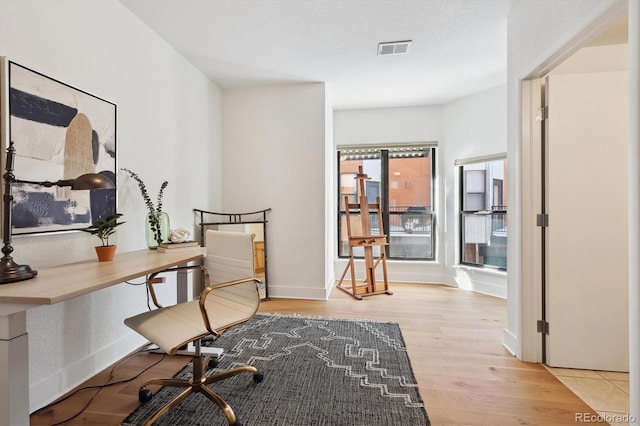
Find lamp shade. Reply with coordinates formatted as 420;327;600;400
70;173;115;190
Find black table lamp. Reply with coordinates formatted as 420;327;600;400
0;141;115;284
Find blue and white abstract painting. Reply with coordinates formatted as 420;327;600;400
2;59;116;235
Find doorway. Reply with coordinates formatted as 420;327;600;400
543;54;629;371
521;13;629;371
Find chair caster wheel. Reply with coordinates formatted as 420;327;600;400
231;420;243;426
139;388;153;403
208;358;219;369
253;372;264;383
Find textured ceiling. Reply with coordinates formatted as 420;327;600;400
119;0;513;109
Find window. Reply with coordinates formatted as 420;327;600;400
337;145;436;261
458;157;507;269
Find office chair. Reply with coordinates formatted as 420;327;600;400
125;230;262;426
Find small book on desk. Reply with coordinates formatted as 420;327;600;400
157;241;200;253
158;245;201;253
159;241;199;249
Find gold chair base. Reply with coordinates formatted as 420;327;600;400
139;355;260;426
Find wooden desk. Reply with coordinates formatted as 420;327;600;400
0;248;205;425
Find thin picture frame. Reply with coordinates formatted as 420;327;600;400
0;58;117;236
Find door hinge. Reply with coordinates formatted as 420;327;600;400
536;213;549;227
537;320;549;335
536;106;548;121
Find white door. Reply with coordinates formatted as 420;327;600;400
545;71;629;371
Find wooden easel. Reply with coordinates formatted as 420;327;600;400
337;166;392;300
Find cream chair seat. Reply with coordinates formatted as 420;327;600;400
125;230;261;426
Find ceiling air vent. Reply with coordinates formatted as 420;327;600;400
377;40;412;56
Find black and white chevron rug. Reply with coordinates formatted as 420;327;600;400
122;313;430;426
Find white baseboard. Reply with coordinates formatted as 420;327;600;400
452;266;507;299
267;283;330;300
503;328;518;357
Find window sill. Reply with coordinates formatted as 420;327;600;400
454;264;507;276
337;257;440;265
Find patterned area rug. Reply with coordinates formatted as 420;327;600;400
122;313;430;426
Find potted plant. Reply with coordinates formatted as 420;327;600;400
83;213;125;261
121;168;169;249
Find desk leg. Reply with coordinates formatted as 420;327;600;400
0;310;29;426
177;267;189;303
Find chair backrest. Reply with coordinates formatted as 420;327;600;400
203;230;260;333
205;229;255;284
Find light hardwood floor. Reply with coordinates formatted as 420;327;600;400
30;283;605;425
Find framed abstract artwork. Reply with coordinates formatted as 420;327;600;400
0;58;117;235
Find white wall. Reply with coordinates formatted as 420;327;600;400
334;106;442;145
325;90;336;297
333;88;507;297
221;83;328;299
441;85;507;297
0;0;222;411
